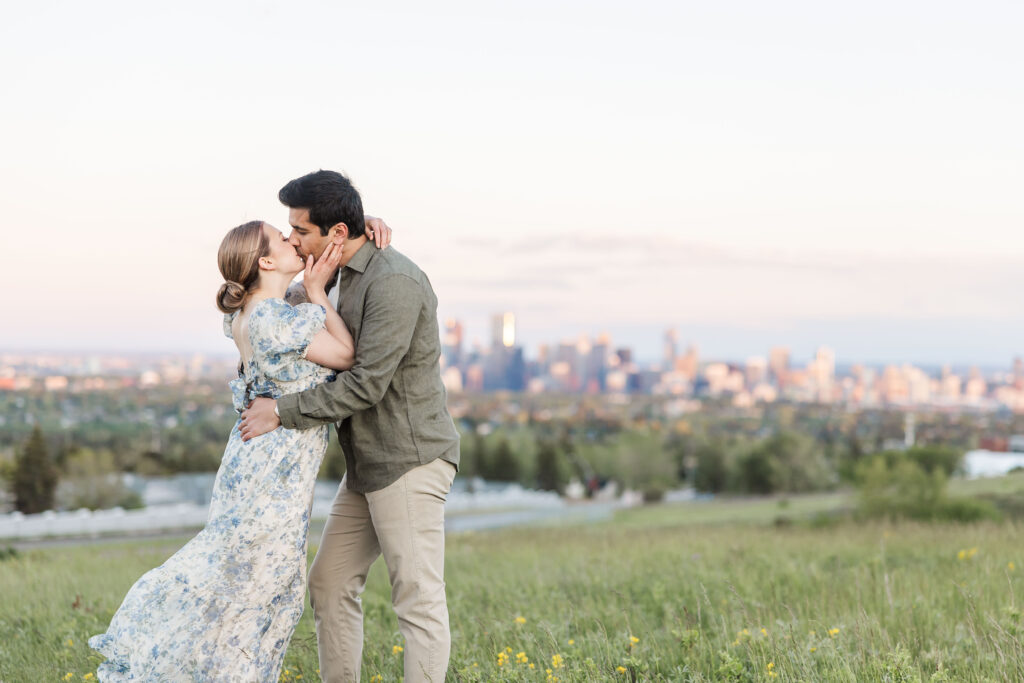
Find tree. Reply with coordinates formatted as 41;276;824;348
13;426;59;514
692;441;731;493
489;438;521;483
535;439;565;493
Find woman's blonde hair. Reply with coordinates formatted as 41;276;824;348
216;221;269;314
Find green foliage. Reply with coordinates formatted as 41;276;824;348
57;448;142;511
881;644;916;683
488;438;521;483
534;439;566;493
12;426;58;514
856;455;999;523
736;431;834;495
692;441;731;493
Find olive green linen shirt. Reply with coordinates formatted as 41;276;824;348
277;243;460;493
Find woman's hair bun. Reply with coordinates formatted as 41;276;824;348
216;280;247;314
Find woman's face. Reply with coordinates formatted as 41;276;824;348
263;223;305;275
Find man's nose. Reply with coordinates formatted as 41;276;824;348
287;231;300;246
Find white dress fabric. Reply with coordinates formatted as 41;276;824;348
89;298;334;681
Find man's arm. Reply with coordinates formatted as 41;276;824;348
278;273;422;429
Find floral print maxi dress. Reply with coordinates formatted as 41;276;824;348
90;298;334;681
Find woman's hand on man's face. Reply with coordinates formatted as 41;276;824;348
303;239;345;302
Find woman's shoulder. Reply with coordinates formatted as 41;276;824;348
251;297;324;321
249;298;327;350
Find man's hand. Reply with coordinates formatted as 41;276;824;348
239;397;280;441
365;216;392;249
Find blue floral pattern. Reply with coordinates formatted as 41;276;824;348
90;298;335;681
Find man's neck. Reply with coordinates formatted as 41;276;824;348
338;236;369;267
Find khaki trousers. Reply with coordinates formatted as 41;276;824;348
308;457;456;683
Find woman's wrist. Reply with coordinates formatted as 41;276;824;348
307;291;329;306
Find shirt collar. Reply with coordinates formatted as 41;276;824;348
344;240;374;274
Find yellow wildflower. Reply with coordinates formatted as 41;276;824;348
84;676;95;681
506;646;513;653
66;639;74;647
551;653;564;669
629;635;640;645
828;627;840;637
529;663;535;669
767;662;774;670
370;676;382;683
810;647;817;652
617;666;628;674
63;675;73;682
958;549;967;560
515;651;529;664
760;628;768;636
1009;562;1016;572
968;547;979;559
515;616;527;625
568;639;575;646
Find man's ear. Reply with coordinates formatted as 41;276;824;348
329;223;349;245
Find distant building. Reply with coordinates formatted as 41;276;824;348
769;347;790;385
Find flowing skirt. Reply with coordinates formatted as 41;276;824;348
89;423;328;682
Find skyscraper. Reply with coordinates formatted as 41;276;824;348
491;313;515;349
769;347;790;384
663;328;678;369
442;318;464;368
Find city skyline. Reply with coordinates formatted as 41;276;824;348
4;314;1022;377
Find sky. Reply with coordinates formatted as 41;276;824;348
1;0;1022;366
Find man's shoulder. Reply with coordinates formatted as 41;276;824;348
366;247;425;282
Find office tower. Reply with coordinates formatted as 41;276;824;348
663;328;678;369
676;344;699;381
745;356;767;387
769;347;790;384
442;319;464;368
491;312;515;349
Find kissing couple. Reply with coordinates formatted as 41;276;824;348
89;170;461;682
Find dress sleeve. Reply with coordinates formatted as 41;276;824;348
254;299;327;358
223;312;236;339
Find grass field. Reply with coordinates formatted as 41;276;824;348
3;494;1024;681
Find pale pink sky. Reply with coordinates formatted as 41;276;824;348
1;1;1022;364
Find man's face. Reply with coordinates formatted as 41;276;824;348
287;207;333;260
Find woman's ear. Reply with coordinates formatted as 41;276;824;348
258;256;275;271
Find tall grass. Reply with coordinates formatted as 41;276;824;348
2;511;1022;681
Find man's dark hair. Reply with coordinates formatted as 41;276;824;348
278;170;365;238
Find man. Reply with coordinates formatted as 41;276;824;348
240;170;460;682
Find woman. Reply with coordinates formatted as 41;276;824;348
89;219;387;680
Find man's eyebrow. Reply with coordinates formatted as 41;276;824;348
291;224;306;231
